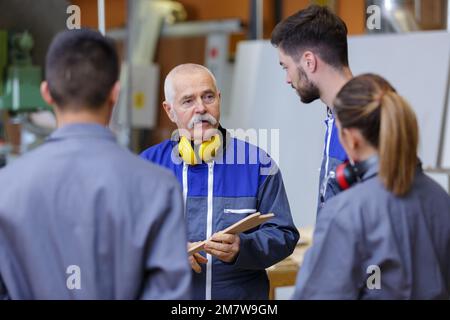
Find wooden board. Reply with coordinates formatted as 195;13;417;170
187;212;274;256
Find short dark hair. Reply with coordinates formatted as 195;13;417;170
45;29;119;110
271;5;349;69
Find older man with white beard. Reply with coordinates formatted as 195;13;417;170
140;64;299;300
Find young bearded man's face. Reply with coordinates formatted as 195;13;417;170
278;49;320;104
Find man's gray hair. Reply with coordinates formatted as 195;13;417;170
164;64;218;105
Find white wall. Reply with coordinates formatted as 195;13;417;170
222;32;450;229
222;40;325;228
348;32;450;169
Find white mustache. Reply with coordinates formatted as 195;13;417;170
188;113;217;129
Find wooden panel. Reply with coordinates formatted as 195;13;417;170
282;0;310;18
180;0;276;39
188;213;275;256
72;0;366;38
179;0;250;21
263;0;277;39
418;0;446;30
337;0;365;35
71;0;126;29
282;0;365;35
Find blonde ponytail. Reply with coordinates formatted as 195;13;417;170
378;92;418;196
334;74;419;196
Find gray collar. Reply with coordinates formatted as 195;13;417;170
361;156;379;181
47;123;116;142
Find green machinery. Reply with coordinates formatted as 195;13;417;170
0;30;52;167
0;30;51;112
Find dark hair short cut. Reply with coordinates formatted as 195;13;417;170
45;29;119;110
271;5;349;69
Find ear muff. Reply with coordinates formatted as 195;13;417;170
178;136;198;165
199;134;221;163
178;135;221;165
336;161;358;191
335;157;378;191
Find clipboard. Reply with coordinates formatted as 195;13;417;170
187;212;274;256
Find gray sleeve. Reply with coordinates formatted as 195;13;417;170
292;203;364;300
0;273;8;300
139;179;192;300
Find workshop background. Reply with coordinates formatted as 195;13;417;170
1;0;449;299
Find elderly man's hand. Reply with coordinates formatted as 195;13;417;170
188;242;208;273
204;233;240;263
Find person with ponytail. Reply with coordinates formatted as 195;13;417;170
293;74;450;299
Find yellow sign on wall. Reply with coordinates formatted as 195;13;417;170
133;91;145;109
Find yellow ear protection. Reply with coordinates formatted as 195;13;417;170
178;134;221;165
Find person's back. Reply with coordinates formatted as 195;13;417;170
358;169;450;299
0;29;191;299
296;166;450;299
0;123;191;299
293;74;450;300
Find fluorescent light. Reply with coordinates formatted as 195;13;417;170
384;0;393;11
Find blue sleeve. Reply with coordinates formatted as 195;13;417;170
292;202;364;300
139;177;192;300
139;147;154;162
233;166;300;270
140;142;174;167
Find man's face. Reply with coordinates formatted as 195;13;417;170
278;49;320;104
165;70;221;143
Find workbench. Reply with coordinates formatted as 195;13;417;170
266;227;314;300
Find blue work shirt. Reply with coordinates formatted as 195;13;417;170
0;123;191;299
317;107;348;214
141;129;299;300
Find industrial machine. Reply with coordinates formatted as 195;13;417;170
0;30;50;112
0;29;53;167
0;0;73;168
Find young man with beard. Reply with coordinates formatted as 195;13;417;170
271;5;353;213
